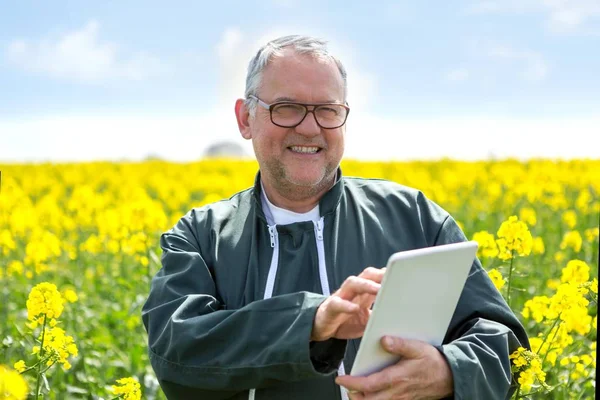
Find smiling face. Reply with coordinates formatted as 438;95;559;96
236;49;346;210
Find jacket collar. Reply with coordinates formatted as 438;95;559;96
252;167;344;223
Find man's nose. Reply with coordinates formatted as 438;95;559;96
294;109;321;137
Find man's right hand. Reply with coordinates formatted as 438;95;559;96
311;267;385;342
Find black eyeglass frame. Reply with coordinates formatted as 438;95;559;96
248;95;350;129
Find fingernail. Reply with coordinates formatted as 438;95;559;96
383;336;394;349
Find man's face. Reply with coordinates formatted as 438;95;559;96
239;50;346;198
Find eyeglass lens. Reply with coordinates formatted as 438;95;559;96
271;104;347;128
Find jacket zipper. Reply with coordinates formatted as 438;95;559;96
248;223;279;400
263;224;279;300
313;217;349;400
250;217;347;400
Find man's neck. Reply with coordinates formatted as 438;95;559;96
260;177;335;214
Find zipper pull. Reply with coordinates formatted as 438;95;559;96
316;218;324;241
268;225;275;248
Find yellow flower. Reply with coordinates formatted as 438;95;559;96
560;260;590;284
559;357;569;366
584;227;599;243
0;230;17;256
562;210;577;229
522;296;550;323
591;278;597;294
496;216;533;260
111;377;142;400
26;282;64;322
38;327;78;370
509;347;545;392
0;365;29;400
12;361;26;373
6;261;24;277
62;289;78;303
580;354;593;365
519;207;537;226
532;237;545;255
472;231;499;258
560;231;583;253
487;269;506;291
510;347;529;367
518;368;535;391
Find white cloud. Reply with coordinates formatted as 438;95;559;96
446;68;470;82
487;45;549;81
345;115;600;161
466;0;600;33
0;113;251;163
5;20;166;83
1;113;598;162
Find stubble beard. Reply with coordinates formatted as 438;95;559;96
264;157;337;202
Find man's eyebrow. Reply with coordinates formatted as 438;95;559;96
273;96;340;103
273;96;297;102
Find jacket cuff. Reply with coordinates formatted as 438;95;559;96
434;344;456;400
309;338;348;374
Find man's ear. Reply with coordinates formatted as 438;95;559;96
235;98;252;140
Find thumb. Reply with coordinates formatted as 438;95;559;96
381;336;423;358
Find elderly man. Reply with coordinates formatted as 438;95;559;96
142;35;529;400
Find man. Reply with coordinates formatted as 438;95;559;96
142;35;529;399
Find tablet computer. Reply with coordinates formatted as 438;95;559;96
350;240;478;377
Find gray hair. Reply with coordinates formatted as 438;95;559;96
243;35;348;115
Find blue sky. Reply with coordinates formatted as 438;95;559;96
1;0;599;162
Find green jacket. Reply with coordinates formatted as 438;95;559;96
142;171;529;399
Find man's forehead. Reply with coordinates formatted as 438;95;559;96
259;51;344;100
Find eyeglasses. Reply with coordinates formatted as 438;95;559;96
248;95;350;129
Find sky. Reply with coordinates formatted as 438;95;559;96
1;0;599;162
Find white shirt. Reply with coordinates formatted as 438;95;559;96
262;190;320;225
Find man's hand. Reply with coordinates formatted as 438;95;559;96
335;336;454;400
311;267;385;341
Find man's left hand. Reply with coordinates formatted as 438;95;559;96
335;336;454;400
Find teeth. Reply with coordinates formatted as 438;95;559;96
290;146;319;154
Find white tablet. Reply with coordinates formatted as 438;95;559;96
350;241;478;377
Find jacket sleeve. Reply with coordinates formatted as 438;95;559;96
434;215;530;400
141;215;343;397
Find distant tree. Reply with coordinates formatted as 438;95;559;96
143;153;164;161
203;141;248;158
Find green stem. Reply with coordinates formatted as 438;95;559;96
506;250;515;307
19;355;53;375
517;388;546;398
40;361;56;375
35;314;48;399
513;386;521;399
540;317;562;366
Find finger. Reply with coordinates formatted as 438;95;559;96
352;292;376;309
358;266;386;284
381;336;425;358
325;296;360;315
338;276;381;299
347;390;365;400
337;364;402;393
362;387;397;400
335;375;371;392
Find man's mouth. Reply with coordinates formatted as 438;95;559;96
288;145;321;154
